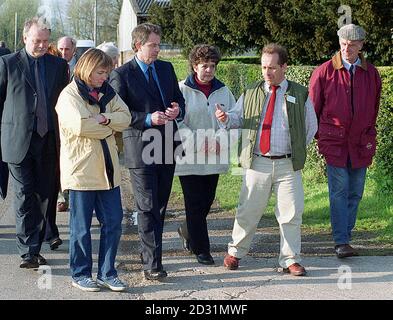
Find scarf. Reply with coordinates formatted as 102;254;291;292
74;77;116;188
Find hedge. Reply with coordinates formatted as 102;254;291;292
171;59;315;98
171;60;393;190
373;67;393;192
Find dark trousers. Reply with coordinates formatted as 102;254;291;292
7;132;59;257
129;164;175;271
45;179;60;242
179;174;219;255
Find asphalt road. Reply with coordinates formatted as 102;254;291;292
1;170;393;306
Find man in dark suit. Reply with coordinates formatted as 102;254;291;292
0;41;11;56
110;23;185;280
0;17;68;268
53;36;78;215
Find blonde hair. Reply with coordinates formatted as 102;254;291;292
47;42;62;57
74;48;113;84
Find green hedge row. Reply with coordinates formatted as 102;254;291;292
172;60;393;191
373;67;393;192
172;59;315;99
221;56;261;64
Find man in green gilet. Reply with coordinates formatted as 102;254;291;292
223;43;317;276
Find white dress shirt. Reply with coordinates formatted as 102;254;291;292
342;57;361;74
231;79;318;156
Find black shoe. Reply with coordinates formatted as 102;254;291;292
144;269;168;281
34;254;47;265
177;227;192;254
50;238;63;250
335;244;358;258
196;253;215;265
20;256;39;269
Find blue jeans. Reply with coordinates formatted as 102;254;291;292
69;187;123;281
327;164;367;245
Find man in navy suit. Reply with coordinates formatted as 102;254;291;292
0;17;68;268
110;23;185;280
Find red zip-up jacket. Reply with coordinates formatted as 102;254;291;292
309;52;381;169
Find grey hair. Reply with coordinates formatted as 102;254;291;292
23;16;51;36
96;42;120;60
131;23;162;53
57;36;77;48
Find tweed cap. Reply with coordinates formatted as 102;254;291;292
337;24;366;41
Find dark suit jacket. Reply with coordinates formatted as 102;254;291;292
0;47;11;56
110;58;185;168
0;49;69;164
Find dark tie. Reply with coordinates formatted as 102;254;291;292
349;64;354;115
260;85;279;154
147;65;161;98
34;59;48;137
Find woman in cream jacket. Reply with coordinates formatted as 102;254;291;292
56;49;131;292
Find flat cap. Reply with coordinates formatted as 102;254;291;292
337;24;366;41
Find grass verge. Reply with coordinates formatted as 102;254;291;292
170;168;393;243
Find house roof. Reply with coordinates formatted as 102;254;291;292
131;0;170;15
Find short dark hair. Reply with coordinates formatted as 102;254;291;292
131;23;162;53
262;43;288;65
188;44;221;73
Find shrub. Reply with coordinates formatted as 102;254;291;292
373;67;393;193
221;56;261;64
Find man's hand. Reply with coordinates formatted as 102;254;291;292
165;102;180;120
215;103;227;123
151;111;168;126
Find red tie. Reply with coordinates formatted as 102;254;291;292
260;85;279;154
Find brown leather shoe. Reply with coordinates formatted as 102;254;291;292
283;263;307;276
335;244;358;258
223;254;240;270
57;202;68;212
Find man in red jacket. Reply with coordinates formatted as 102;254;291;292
309;24;381;258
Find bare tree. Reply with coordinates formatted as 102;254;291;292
66;0;121;43
0;0;40;50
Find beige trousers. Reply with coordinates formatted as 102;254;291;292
228;155;304;268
